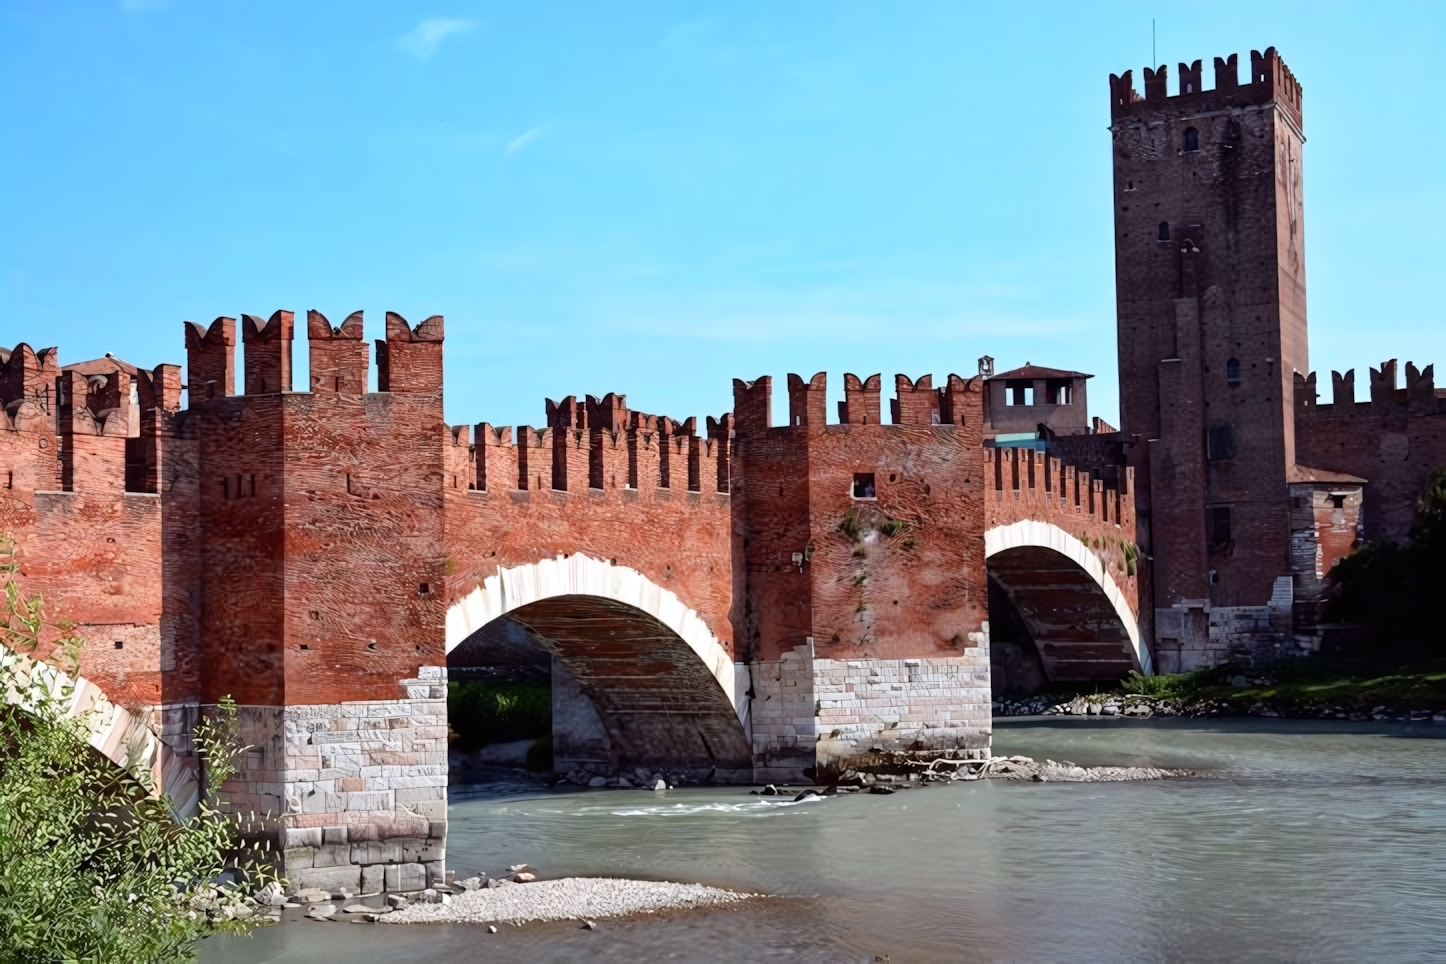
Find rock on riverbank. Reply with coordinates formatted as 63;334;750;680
380;877;756;926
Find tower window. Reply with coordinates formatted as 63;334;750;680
1158;221;1170;242
1184;127;1200;152
852;473;876;499
1207;424;1236;461
1209;506;1232;544
1226;358;1242;386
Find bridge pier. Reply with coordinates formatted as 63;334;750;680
228;668;451;895
747;640;993;783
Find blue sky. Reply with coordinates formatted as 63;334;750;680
2;2;1442;429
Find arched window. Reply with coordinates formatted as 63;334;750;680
1158;221;1170;242
1226;358;1241;386
1184;127;1200;152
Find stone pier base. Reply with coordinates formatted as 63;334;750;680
223;667;450;894
747;640;993;784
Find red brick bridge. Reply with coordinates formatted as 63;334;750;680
1;313;1139;892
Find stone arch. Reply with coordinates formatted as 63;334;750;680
985;520;1150;681
446;554;751;781
1;644;200;817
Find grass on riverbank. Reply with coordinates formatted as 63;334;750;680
1112;657;1446;713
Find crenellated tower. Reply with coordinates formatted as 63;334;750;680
1110;47;1310;664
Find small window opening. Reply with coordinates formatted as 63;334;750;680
367;642;378;651
309;610;319;620
1125;180;1135;192
418;583;431;596
1006;382;1034;406
888;473;897;483
1329;494;1346;509
299;644;309;651
1045;379;1073;405
1184;127;1200;152
1226;358;1242;386
1208;569;1219;584
1158;221;1171;242
113;640;124;650
1207;424;1236;461
1209;507;1233;544
852;473;876;499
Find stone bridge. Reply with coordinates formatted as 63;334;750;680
1;314;1139;893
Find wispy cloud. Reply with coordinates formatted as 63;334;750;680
397;17;478;59
664;21;709;45
505;125;547;156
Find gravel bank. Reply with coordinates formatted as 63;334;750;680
380;877;757;926
982;755;1199;781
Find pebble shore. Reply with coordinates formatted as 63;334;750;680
380;877;756;926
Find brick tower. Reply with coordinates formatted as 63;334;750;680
1110;49;1308;667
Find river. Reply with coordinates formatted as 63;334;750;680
201;718;1446;963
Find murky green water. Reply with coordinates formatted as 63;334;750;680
202;718;1446;963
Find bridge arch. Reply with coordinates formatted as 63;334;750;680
1;644;200;816
985;520;1151;681
446;554;751;781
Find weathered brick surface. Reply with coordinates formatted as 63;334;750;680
1105;47;1446;664
1294;362;1446;544
4;321;1147;793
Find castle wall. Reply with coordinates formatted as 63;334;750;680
1295;362;1446;543
733;371;998;776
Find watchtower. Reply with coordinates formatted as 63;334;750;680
1110;48;1308;628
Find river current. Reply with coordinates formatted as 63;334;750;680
202;718;1446;963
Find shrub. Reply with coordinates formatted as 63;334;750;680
1330;467;1446;650
447;681;551;752
1119;668;1215;702
0;535;279;963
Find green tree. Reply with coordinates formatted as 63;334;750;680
0;535;282;963
1330;467;1446;650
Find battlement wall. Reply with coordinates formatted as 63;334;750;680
1;340;199;713
983;446;1139;619
730;370;990;667
1294;359;1446;543
443;386;736;661
1110;46;1302;125
732;370;986;437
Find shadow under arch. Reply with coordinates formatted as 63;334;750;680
446;556;751;782
985;521;1149;682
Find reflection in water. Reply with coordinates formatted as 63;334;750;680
202;718;1446;963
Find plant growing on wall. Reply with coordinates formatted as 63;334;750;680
0;534;281;964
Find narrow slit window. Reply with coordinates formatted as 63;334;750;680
1158;221;1171;242
1184;127;1200;152
1209;506;1232;544
1226;358;1242;386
